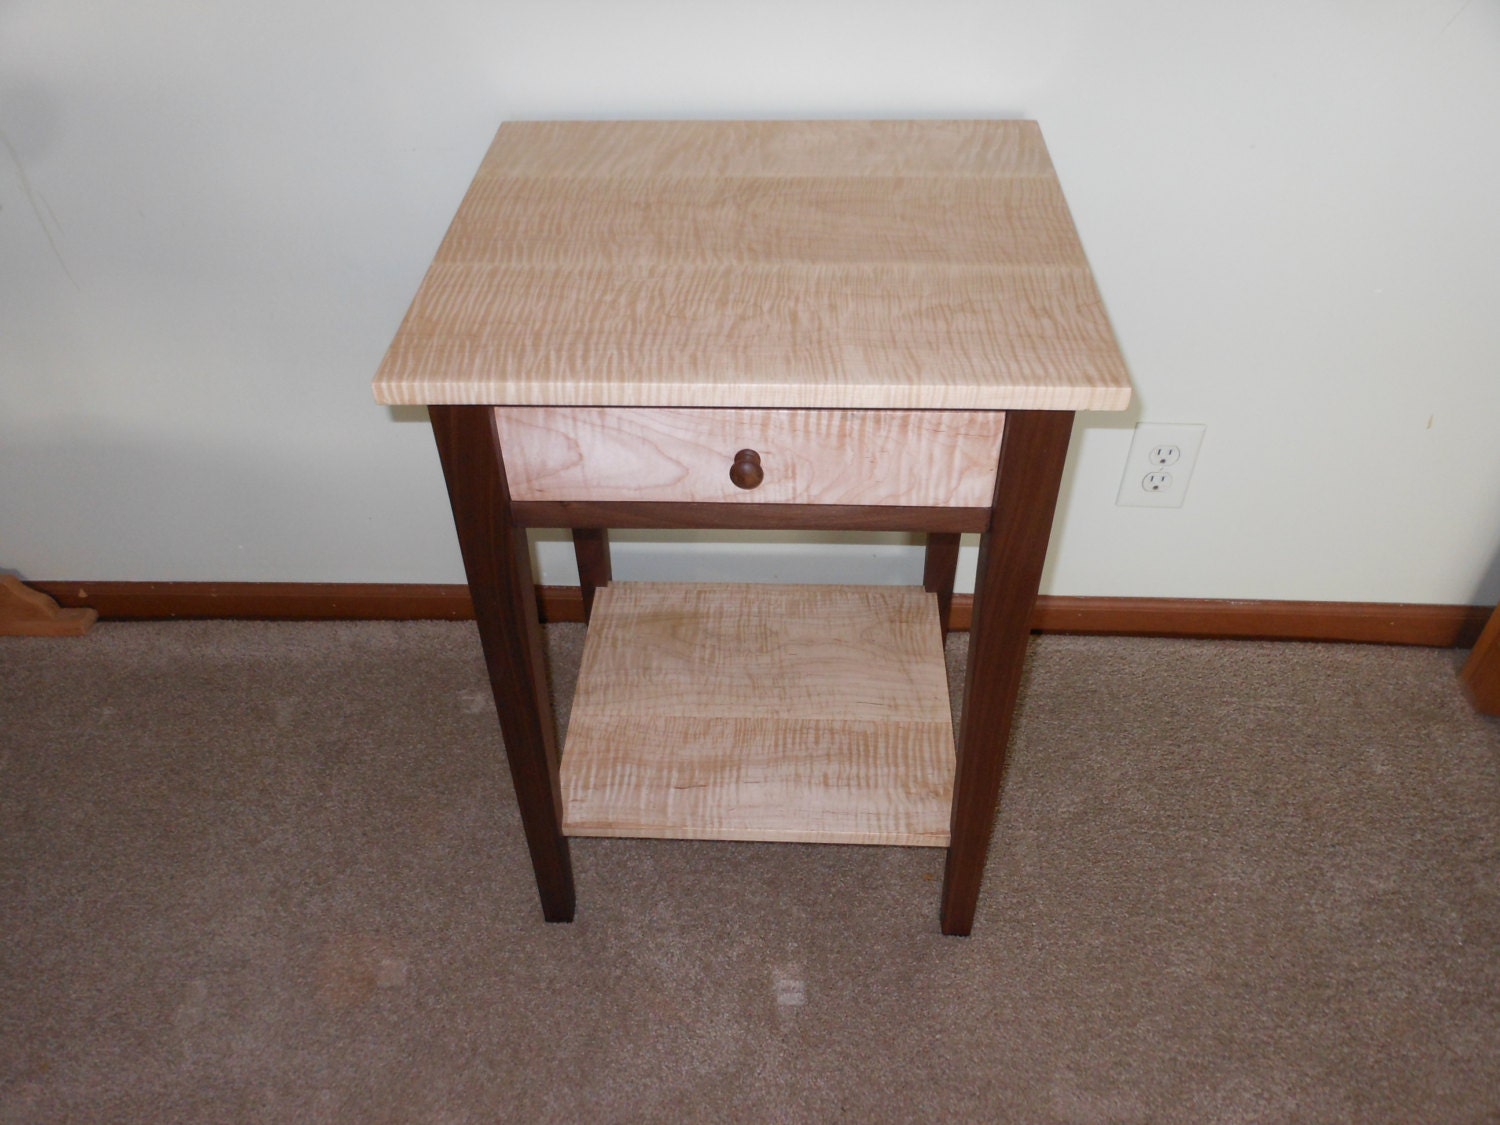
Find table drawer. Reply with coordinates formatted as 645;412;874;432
493;407;1006;507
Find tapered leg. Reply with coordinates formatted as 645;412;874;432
429;405;576;923
923;532;961;640
941;411;1074;936
572;528;612;623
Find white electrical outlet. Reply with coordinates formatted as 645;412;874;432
1116;423;1205;508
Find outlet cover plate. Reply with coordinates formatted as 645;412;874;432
1116;423;1206;508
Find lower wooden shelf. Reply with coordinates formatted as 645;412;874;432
560;582;956;846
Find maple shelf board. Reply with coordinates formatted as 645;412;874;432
560;582;956;846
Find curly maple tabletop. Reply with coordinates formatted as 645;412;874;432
373;119;1132;412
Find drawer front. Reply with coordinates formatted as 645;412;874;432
493;407;1005;507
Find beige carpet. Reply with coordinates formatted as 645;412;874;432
2;620;1498;1122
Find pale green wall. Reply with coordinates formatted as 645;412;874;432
4;1;1499;603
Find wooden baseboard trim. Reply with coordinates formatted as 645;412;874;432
29;581;480;622
1026;596;1491;648
25;581;1492;649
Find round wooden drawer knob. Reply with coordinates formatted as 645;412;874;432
729;448;764;490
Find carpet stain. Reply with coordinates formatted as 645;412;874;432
316;935;411;1009
457;689;490;715
773;963;806;1009
172;978;210;1030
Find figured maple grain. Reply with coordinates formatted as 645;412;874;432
494;407;1006;507
480;119;1057;179
372;120;1132;411
560;583;955;846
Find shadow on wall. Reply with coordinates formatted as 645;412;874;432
1474;543;1500;611
385;406;430;425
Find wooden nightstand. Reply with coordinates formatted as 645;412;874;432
373;120;1132;935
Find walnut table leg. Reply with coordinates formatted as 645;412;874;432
1462;602;1500;715
941;411;1074;936
429;405;576;923
923;532;961;640
572;528;612;623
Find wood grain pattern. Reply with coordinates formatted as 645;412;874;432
560;583;955;846
372;120;1132;412
495;407;1006;507
438;177;1088;267
481;119;1060;179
